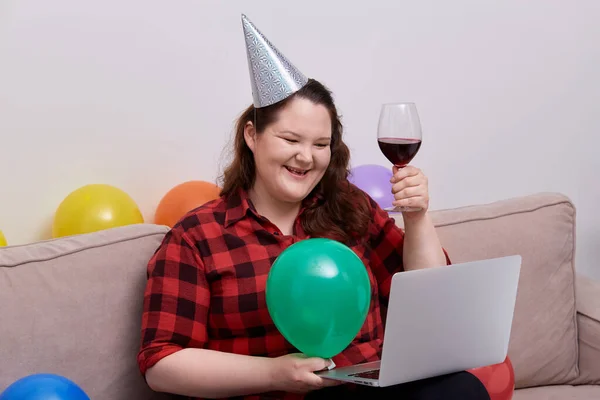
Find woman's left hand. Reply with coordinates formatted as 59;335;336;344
390;165;429;215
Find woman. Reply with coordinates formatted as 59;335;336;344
137;14;489;400
137;79;489;399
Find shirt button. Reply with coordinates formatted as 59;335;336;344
273;231;280;236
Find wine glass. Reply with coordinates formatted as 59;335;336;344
377;102;423;213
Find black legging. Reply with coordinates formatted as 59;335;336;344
306;371;491;400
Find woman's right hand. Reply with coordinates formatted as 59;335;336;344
269;353;341;394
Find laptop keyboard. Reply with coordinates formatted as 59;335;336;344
349;369;380;379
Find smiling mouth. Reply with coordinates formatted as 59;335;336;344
285;166;309;176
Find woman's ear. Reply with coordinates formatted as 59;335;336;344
243;121;257;153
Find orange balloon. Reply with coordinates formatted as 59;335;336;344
468;356;515;400
155;180;221;227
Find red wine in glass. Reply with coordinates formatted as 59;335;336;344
377;137;422;167
377;103;423;213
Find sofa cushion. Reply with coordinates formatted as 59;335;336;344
0;224;171;400
396;193;578;388
514;385;600;399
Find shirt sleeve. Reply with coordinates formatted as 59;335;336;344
137;225;210;375
368;198;452;313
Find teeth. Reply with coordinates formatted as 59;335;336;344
286;167;306;175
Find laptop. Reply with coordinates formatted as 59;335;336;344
316;255;522;387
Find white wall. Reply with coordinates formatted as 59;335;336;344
1;0;598;277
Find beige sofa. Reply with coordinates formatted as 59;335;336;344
1;192;600;399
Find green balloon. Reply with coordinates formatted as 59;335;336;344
266;238;371;358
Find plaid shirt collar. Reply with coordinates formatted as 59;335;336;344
224;187;324;228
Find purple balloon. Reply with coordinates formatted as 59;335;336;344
348;164;394;210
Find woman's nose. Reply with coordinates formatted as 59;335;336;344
295;145;312;163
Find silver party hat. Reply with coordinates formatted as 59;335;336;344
241;14;308;108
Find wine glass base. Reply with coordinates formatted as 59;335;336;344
384;205;423;213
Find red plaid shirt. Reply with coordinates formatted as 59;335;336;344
138;187;450;399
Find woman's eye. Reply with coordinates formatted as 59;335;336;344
284;138;298;143
315;143;328;148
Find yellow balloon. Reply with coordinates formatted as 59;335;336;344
0;230;6;247
52;184;144;238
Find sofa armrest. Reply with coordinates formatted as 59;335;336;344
577;274;600;319
570;274;600;385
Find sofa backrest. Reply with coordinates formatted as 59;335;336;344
0;224;172;399
408;192;579;388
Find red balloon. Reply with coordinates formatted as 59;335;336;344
467;356;515;400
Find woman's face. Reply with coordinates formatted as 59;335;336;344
244;97;332;206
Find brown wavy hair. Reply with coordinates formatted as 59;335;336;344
219;79;371;243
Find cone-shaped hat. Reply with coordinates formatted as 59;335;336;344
241;14;308;108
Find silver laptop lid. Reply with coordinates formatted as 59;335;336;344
378;255;521;386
